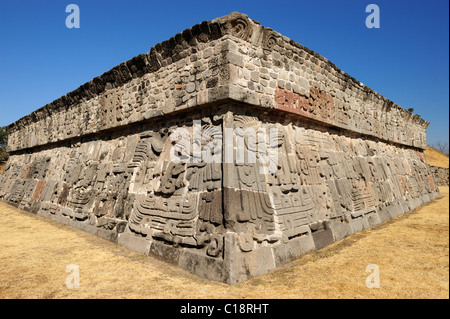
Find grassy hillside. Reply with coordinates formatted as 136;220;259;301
424;146;449;168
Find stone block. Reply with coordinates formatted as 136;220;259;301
179;249;228;283
118;233;152;255
330;222;353;242
272;235;315;267
312;229;335;251
149;241;181;265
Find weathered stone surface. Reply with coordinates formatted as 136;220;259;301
428;165;449;186
0;12;440;284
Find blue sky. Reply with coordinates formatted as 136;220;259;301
0;0;448;146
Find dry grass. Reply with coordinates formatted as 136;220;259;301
0;187;448;299
0;161;5;175
424;146;449;168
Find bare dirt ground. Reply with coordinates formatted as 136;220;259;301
0;187;448;299
425;146;449;168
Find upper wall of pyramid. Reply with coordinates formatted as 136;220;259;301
6;12;429;152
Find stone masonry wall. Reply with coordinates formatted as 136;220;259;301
1;12;440;283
